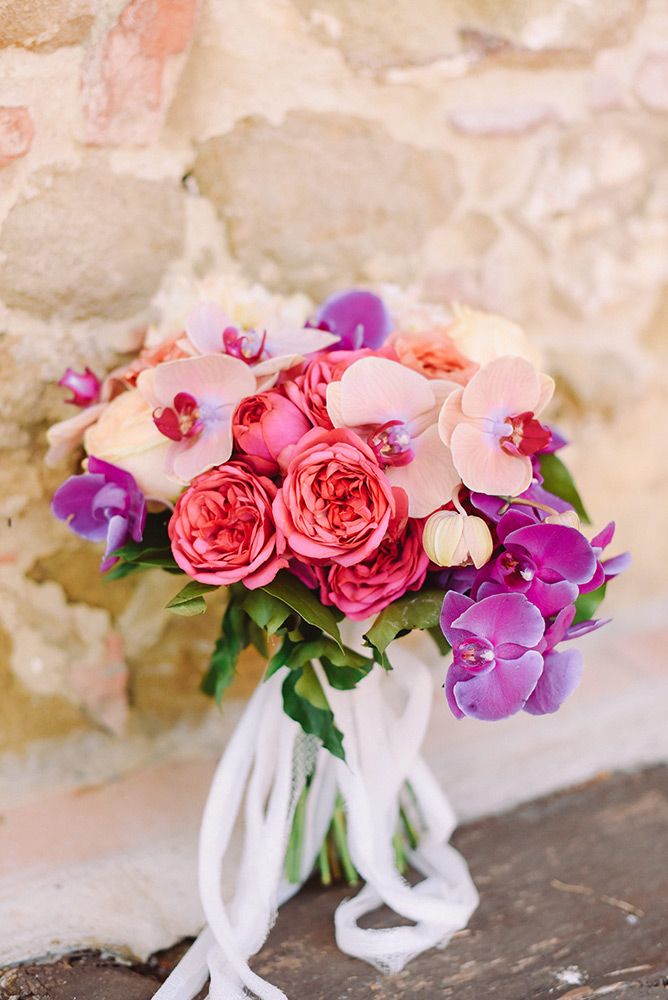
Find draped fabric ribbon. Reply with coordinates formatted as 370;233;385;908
153;645;478;999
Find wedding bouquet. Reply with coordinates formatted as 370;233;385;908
46;278;628;999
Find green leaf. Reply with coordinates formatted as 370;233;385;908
241;588;292;636
265;634;302;680
248;620;269;658
364;589;445;656
320;653;373;691
166;580;219;616
538;452;591;524
427;624;451;658
573;583;607;624
282;666;345;760
104;560;152;581
261;571;343;648
200;598;250;704
169;595;208;616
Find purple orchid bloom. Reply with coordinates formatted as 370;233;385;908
523;604;583;715
578;521;631;594
311;290;392;351
441;591;545;721
523;603;612;715
473;520;597;617
51;456;146;571
59;367;101;407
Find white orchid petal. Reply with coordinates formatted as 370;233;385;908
385;425;460;518
338;356;436;427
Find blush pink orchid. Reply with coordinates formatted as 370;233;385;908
184;300;340;385
438;355;554;497
137;354;256;484
325;355;461;518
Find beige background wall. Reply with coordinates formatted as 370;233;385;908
1;0;666;764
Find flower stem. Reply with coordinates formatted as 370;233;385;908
318;839;332;886
285;783;309;884
331;795;359;886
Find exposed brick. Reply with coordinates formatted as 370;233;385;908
81;0;198;146
0;107;34;167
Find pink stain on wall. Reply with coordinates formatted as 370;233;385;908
0;107;34;167
81;0;198;146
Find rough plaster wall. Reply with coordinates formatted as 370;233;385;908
0;0;666;766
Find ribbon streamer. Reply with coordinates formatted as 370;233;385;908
153;647;477;999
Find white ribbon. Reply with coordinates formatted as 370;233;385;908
153;647;478;999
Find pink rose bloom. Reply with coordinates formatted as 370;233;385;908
316;516;430;620
232;389;313;476
168;462;287;588
274;427;400;567
284;346;399;429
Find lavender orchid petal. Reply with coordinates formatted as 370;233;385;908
313;290;392;351
51;457;146;571
451;650;544;721
565;617;611;640
452;592;545;647
523;647;583;715
52;473;109;541
503;524;597;585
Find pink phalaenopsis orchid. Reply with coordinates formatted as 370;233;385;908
184;300;340;384
137;354;256;483
438;355;555;496
325;356;460;518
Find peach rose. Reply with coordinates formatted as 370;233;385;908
273;427;399;567
168;463;287;588
102;328;191;398
391;332;479;386
83;389;179;504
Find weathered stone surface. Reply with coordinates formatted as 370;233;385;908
194;112;460;297
290;0;645;70
0;0;93;51
449;101;557;136
81;0;199;145
0;107;34;167
0;164;185;320
0;623;85;754
634;50;668;111
516;116;668;318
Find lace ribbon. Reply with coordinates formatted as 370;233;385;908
153;646;478;999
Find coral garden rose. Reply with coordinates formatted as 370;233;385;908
316;516;429;620
232;389;312;476
168;462;287;588
273;427;400;567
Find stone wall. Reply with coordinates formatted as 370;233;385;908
1;0;666;762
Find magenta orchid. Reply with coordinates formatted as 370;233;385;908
326;355;461;518
441;591;545;721
51;456;146;572
184;300;340;383
59;367;102;407
311;289;392;351
137;354;256;483
438;355;555;496
473;519;598;617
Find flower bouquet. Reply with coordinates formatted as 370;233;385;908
47;278;628;1000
